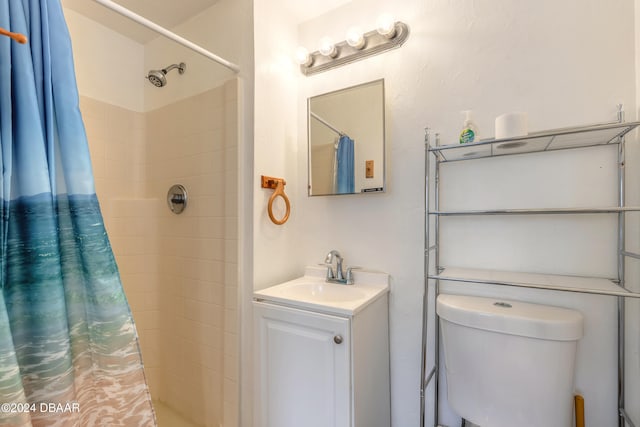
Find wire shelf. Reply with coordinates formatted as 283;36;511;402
429;121;640;162
429;206;640;216
430;267;640;299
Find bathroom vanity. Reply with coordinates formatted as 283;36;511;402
253;266;390;427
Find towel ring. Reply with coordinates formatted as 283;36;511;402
262;175;291;225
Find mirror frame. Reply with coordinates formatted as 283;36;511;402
307;79;386;196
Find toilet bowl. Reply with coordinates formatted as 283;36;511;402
437;294;583;427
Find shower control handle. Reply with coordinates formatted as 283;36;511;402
170;194;185;204
167;184;188;214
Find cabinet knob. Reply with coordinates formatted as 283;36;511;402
334;335;343;344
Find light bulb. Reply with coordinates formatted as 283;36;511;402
346;27;365;49
319;36;338;58
295;47;313;66
376;13;396;38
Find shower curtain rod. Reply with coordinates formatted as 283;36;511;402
92;0;240;74
310;112;345;137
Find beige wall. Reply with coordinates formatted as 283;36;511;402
79;97;147;203
66;8;145;112
80;78;239;427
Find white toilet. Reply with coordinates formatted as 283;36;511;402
437;294;584;427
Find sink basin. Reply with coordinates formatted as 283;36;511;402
254;266;389;315
279;281;368;302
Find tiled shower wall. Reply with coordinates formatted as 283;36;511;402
78;99;162;389
80;78;239;427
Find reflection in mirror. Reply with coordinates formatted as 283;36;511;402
308;79;385;196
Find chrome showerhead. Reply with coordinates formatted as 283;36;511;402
146;62;186;87
147;69;167;87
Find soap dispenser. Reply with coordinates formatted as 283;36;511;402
459;110;479;144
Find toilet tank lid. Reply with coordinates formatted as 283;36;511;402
436;294;584;341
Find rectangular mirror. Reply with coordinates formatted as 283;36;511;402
307;79;385;196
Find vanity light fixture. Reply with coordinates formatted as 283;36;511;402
297;15;409;76
319;36;339;58
376;14;397;38
295;47;313;67
346;27;365;49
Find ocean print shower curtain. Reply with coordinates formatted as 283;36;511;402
0;1;155;426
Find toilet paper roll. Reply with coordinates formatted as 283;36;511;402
495;112;528;139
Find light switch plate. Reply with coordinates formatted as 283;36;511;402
366;160;374;178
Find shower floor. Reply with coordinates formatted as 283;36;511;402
153;400;201;427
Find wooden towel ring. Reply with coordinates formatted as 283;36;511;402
0;27;27;44
261;175;290;225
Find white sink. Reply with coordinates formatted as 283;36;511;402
278;281;368;302
254;266;389;316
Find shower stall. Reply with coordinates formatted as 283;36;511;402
62;1;246;426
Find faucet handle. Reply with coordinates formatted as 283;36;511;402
325;265;335;280
345;266;361;285
322;261;335;281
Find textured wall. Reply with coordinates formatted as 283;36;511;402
253;0;637;425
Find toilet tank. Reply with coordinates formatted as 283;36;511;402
437;294;584;427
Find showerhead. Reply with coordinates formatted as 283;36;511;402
146;62;186;87
147;70;167;87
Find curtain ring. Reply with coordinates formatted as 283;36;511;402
267;180;290;225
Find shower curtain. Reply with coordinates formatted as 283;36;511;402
0;1;155;426
336;135;355;194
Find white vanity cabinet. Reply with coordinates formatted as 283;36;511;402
253;302;351;427
253;267;390;427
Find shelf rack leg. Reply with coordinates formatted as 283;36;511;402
421;128;442;427
420;128;430;427
433;134;441;427
617;132;626;427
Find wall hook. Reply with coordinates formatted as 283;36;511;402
261;175;290;225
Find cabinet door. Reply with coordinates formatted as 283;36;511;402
254;301;351;427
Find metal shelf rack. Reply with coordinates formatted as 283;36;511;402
421;117;640;427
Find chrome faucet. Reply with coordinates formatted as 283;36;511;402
324;250;355;285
